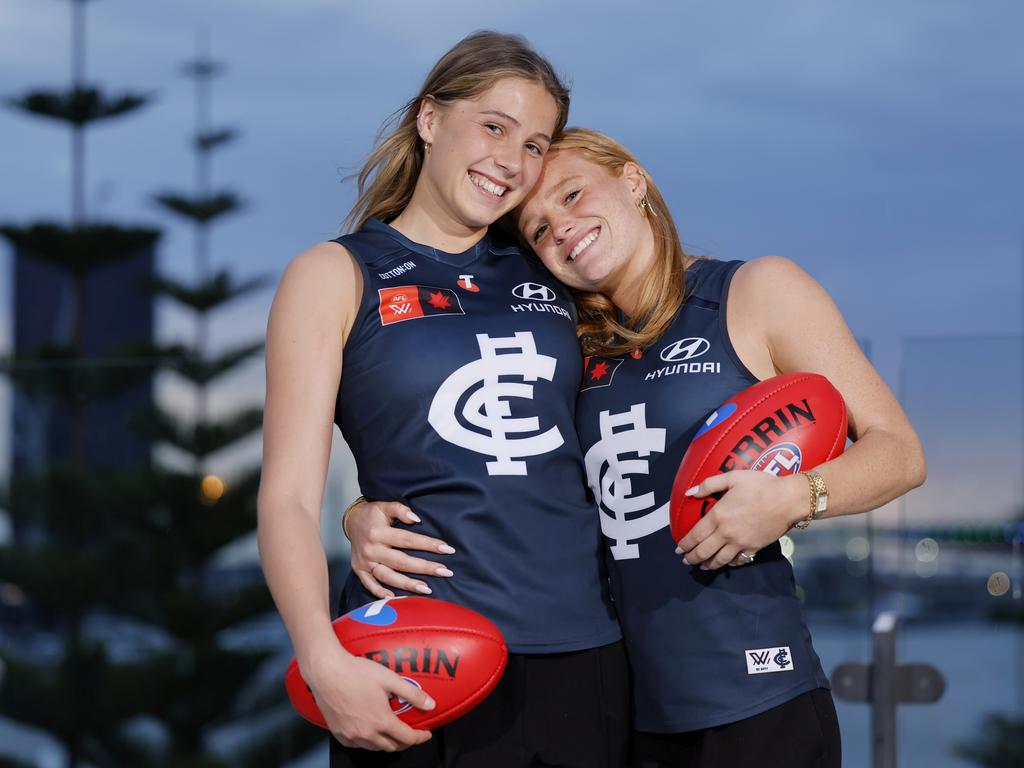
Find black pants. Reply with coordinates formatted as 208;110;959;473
631;688;841;768
330;640;631;768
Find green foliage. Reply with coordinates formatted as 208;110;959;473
194;129;237;152
0;640;162;748
0;223;160;276
152;193;243;224
954;714;1024;767
148;271;270;313
135;407;264;460
0;10;316;765
160;342;265;387
181;60;225;79
0;343;166;402
8;87;149;126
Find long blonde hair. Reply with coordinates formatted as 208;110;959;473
546;128;691;357
345;31;570;232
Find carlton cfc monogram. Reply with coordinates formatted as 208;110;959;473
429;332;565;475
584;403;669;560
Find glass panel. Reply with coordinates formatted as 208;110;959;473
897;336;1023;767
800;335;1024;767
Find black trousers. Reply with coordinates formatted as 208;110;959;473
631;688;841;768
330;640;631;768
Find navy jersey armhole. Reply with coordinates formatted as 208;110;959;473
717;260;761;386
330;235;375;355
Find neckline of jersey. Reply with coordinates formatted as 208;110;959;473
614;257;714;327
364;217;518;267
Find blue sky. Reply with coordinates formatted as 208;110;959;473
1;0;1022;522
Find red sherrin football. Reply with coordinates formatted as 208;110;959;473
285;596;507;731
669;373;848;542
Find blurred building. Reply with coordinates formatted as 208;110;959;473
11;243;155;473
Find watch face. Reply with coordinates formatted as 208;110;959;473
815;495;828;514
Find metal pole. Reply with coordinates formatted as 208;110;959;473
871;612;898;768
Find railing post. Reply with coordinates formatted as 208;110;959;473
832;611;945;768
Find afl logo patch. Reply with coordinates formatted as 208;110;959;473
346;598;399;626
693;402;738;439
660;337;711;362
512;282;556;302
751;442;803;476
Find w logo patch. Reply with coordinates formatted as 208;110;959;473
745;646;794;675
378;285;465;325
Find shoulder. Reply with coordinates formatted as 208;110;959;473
732;255;815;295
278;241;361;299
271;241;363;332
731;256;833;314
284;240;358;282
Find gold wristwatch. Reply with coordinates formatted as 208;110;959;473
794;470;828;530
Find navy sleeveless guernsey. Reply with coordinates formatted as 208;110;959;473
332;218;620;653
576;259;829;732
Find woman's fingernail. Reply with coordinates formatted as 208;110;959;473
684;486;699;497
435;567;454;577
674;547;683;555
438;544;456;554
699;565;709;571
407;511;421;523
682;556;690;566
415;584;432;594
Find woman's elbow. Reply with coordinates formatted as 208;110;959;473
905;437;928;490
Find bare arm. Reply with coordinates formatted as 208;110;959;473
258;242;433;750
679;256;926;569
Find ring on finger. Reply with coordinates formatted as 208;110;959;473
739;551;756;564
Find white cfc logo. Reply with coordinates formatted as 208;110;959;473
583;404;668;560
429;332;564;475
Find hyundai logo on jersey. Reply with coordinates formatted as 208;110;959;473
660;337;710;362
512;282;557;302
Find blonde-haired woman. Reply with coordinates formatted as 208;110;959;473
258;36;628;766
351;127;926;767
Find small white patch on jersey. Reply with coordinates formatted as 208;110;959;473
745;646;795;674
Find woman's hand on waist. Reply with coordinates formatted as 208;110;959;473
346;499;456;598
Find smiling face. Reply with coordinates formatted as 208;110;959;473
416;77;559;233
516;149;655;303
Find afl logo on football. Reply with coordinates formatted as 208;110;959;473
752;442;803;476
660;337;710;362
389;677;422;715
512;282;556;302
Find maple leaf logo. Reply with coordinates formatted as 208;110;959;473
590;361;609;380
428;291;452;310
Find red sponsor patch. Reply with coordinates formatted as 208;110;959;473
379;286;465;326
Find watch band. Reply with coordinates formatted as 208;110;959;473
794;470;827;530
